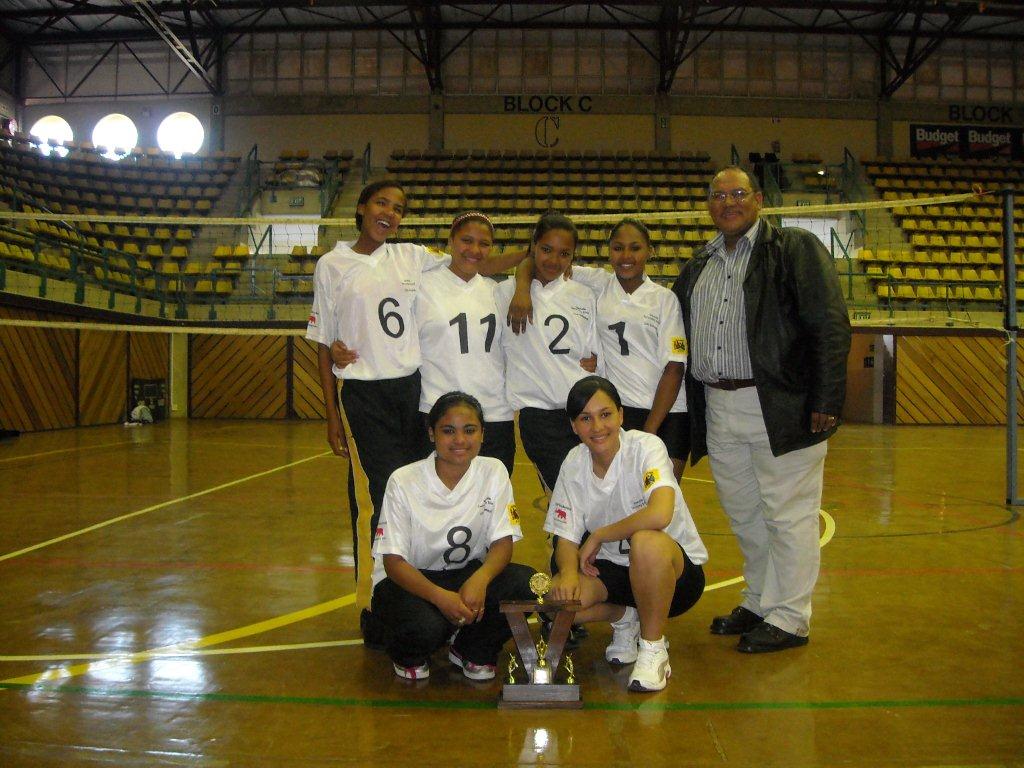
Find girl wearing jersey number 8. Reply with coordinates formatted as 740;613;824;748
412;212;516;475
544;376;707;693
369;392;534;681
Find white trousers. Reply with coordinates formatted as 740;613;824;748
705;386;826;636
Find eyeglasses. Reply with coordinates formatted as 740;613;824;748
709;189;753;203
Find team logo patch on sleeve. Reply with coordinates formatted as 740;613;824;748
507;503;520;525
671;336;687;355
308;312;318;327
554;505;569;522
643;468;660;490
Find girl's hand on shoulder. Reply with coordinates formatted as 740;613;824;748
507;289;534;335
549;571;580;602
330;340;359;368
326;412;349;457
434;589;475;625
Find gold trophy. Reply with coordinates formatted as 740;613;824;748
498;571;582;709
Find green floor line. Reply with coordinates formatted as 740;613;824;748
2;682;1022;713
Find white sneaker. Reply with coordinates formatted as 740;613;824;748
393;661;430;680
448;648;496;681
605;606;640;665
628;638;671;692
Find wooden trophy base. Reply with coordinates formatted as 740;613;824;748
498;683;582;709
497;597;582;709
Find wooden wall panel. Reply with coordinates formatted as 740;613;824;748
78;329;127;426
190;334;287;419
895;335;1024;425
130;332;169;380
292;337;327;419
0;307;76;431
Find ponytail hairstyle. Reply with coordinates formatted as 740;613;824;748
608;217;652;247
532;211;578;249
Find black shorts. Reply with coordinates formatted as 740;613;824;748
621;406;690;465
594;549;704;617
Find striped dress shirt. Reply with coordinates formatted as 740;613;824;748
689;219;761;384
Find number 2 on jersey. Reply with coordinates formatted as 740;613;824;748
545;314;571;355
449;313;497;354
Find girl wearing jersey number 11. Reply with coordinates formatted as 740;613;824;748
412;212;516;475
370;392;534;681
544;376;707;693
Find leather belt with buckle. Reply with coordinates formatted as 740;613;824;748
705;378;756;391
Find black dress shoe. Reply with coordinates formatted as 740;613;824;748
736;622;809;653
710;606;763;635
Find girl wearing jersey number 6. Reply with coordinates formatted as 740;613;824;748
512;218;689;480
413;212;516;475
544;376;707;693
494;212;599;493
370;392;533;681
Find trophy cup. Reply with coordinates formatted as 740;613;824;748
498;572;582;708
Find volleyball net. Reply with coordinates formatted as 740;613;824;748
0;186;1020;326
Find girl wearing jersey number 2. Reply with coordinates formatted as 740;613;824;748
544;376;707;693
495;212;599;493
413;212;516;474
370;392;533;681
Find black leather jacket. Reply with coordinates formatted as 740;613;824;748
672;219;851;461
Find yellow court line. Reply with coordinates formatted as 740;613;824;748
0;511;837;673
0;638;365;663
1;593;357;684
0;450;333;564
0;440;137;464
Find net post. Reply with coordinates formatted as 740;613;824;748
1003;187;1021;505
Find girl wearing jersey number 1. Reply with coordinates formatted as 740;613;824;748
495;212;600;493
413;212;516;475
544;376;707;693
370;392;534;681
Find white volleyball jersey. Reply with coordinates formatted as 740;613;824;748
571;265;688;412
306;241;449;381
415;269;514;421
544;429;707;567
494;276;600;411
371;455;524;585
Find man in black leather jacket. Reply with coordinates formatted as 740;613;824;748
671;166;851;653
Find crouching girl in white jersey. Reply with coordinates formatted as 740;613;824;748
414;212;515;474
370;392;534;681
544;376;707;693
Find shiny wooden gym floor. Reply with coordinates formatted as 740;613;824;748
1;419;1021;767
